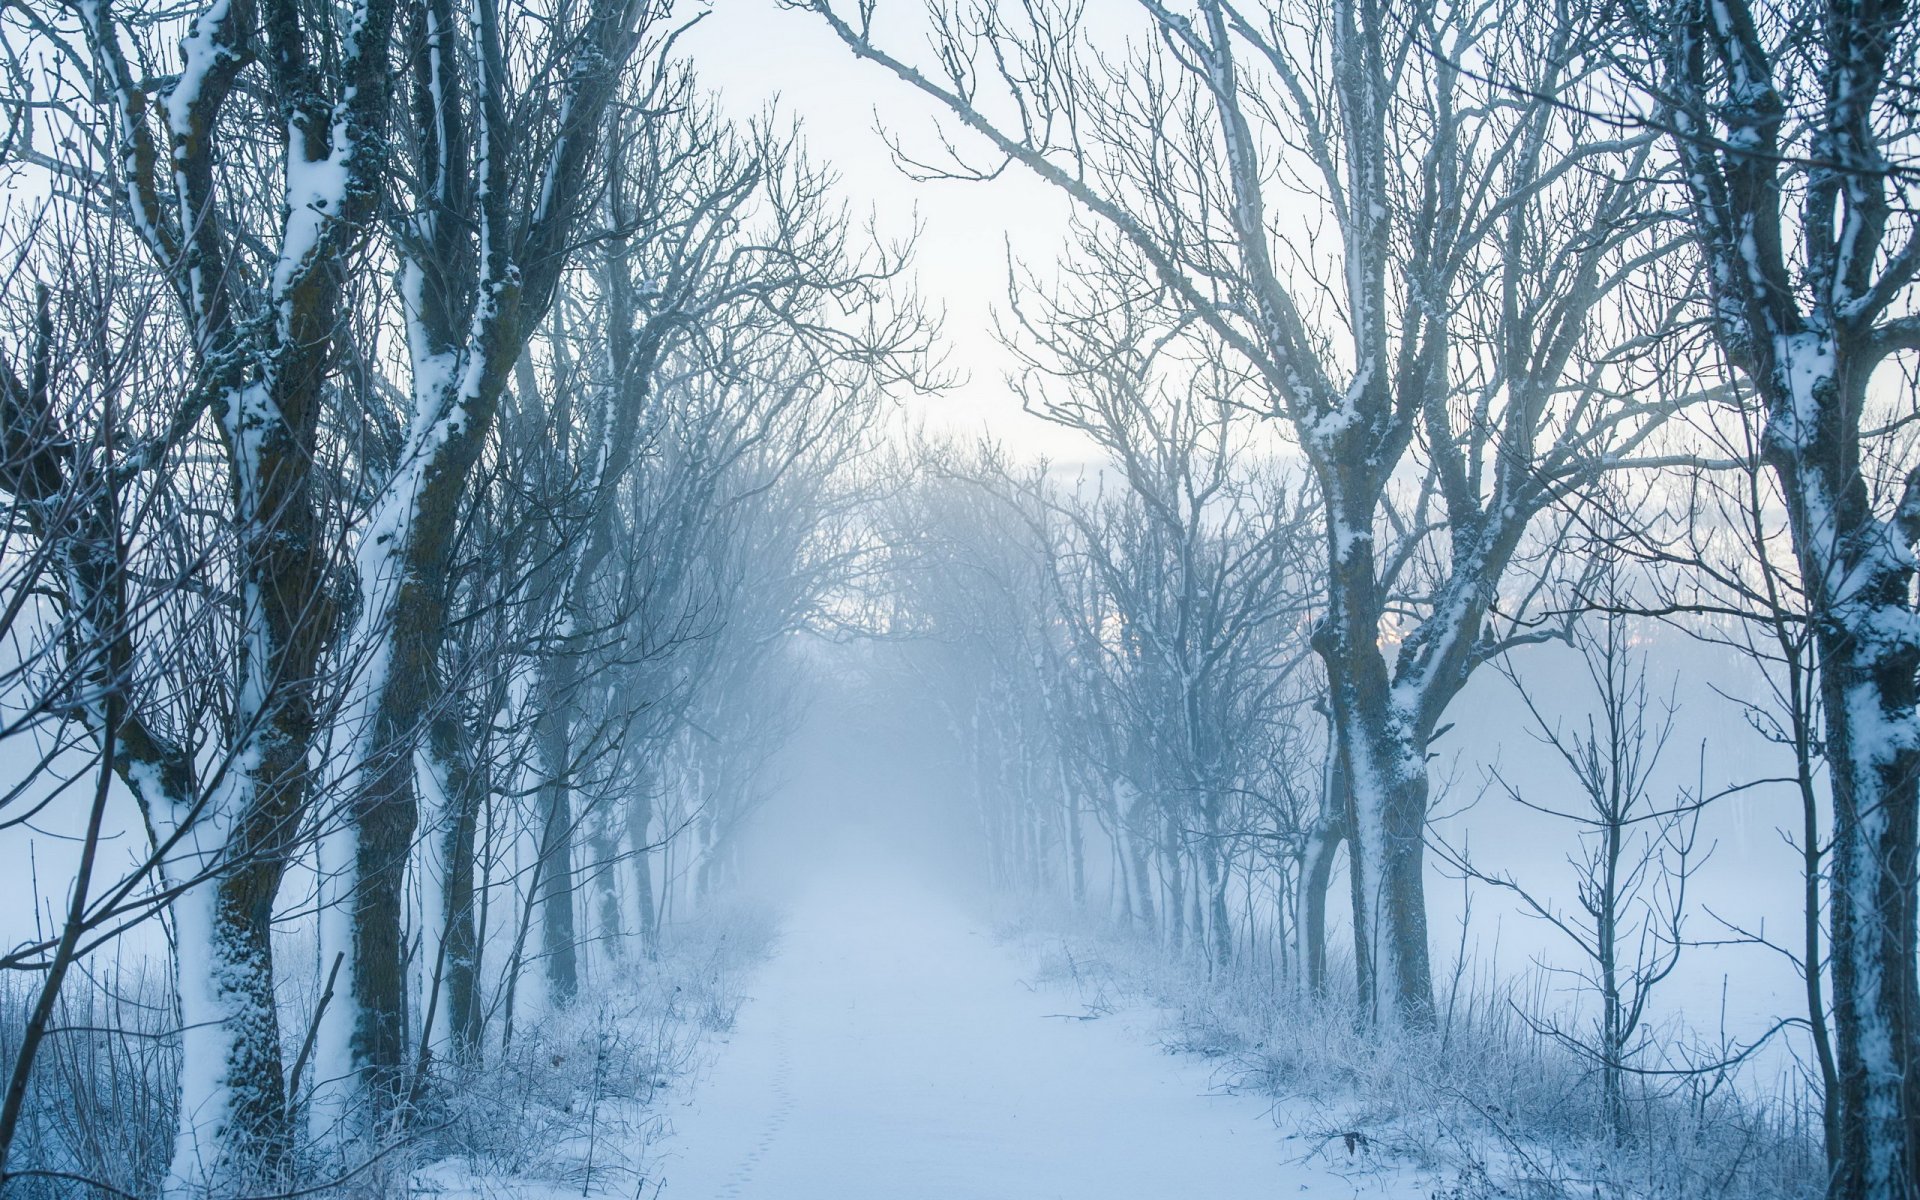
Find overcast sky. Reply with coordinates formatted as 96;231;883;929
683;1;1105;464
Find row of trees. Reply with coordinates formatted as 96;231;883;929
817;0;1918;1193
0;0;921;1194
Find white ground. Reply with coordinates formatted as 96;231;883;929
655;872;1425;1199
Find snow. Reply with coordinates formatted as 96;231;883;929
163;872;232;1200
305;814;361;1149
273;145;351;305
1770;331;1834;461
655;871;1424;1198
166;0;238;141
415;747;453;1053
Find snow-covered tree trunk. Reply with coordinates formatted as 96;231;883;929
313;0;659;1143
1656;0;1920;1188
1124;785;1158;934
1161;812;1186;953
69;0;401;1185
591;808;625;950
1065;793;1087;906
1298;740;1347;997
435;718;488;1058
1314;479;1433;1024
1203;832;1234;969
1728;340;1919;1189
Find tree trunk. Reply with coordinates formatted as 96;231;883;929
1066;794;1086;906
1807;362;1918;1200
1205;841;1233;970
592;810;624;951
534;681;580;1002
428;715;486;1060
314;486;462;1145
1162;815;1185;954
1821;653;1920;1199
163;866;289;1197
1125;787;1156;934
1758;340;1920;1198
629;787;658;956
1318;490;1436;1028
1299;812;1344;999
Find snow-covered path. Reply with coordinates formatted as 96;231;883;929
656;874;1418;1198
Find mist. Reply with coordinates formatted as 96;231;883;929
0;0;1912;1197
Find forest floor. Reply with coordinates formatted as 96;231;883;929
650;871;1429;1199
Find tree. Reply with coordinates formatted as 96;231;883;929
313;0;668;1145
507;97;922;1004
0;250;210;1195
1438;581;1702;1144
1007;314;1320;966
802;0;1687;1024
1643;0;1920;1190
22;0;403;1187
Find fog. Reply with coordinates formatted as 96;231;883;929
733;625;1817;1081
0;0;1907;1196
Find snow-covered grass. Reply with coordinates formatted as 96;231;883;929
0;905;774;1199
0;960;177;1199
407;904;777;1199
995;897;1824;1200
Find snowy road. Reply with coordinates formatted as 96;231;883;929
656;875;1420;1199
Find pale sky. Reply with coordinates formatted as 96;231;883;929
683;0;1104;465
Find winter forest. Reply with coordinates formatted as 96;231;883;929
0;0;1914;1195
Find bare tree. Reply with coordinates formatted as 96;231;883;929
0;251;204;1195
313;0;668;1146
1639;1;1920;1190
0;0;405;1188
1623;394;1842;1150
1437;578;1702;1145
799;0;1689;1025
507;97;922;1006
1008;324;1320;966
